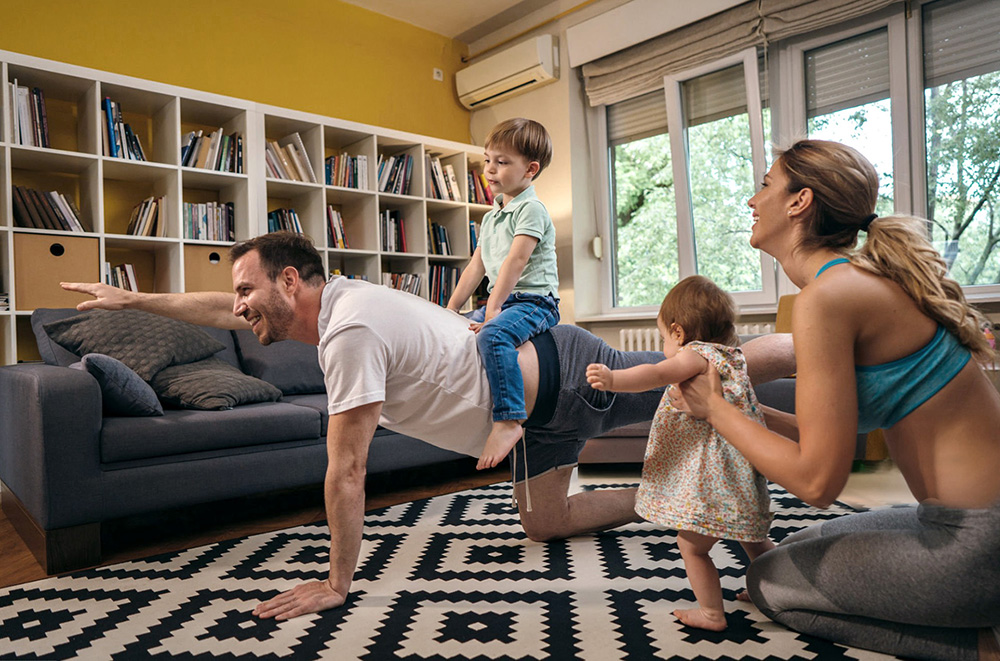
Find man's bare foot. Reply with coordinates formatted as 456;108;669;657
477;420;523;470
673;607;727;632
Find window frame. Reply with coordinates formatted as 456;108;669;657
663;47;776;310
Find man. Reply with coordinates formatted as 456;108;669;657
62;232;794;621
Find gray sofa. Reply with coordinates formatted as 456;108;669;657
0;308;475;574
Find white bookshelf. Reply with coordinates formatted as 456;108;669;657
0;50;487;364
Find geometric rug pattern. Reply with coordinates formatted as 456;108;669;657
0;483;898;660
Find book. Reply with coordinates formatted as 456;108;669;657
278;132;317;183
443;164;461;202
327;206;349;249
11;186;39;229
267;207;303;233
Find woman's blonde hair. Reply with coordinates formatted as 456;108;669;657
777;139;993;360
659;275;739;347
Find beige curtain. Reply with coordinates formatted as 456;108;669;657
581;0;901;107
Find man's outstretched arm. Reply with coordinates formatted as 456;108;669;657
60;282;248;330
253;400;382;620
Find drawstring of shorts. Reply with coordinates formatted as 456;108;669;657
510;430;532;512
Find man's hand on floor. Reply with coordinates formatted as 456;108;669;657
253;579;346;620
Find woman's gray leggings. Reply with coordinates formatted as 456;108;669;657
747;499;1000;660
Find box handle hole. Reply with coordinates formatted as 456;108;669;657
209;252;221;264
49;243;65;257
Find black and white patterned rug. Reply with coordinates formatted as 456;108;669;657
0;482;895;660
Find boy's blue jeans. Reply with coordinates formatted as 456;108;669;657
469;292;560;422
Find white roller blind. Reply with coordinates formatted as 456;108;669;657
607;89;668;145
683;64;748;126
805;28;890;118
923;0;1000;88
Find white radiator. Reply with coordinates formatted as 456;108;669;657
618;323;775;350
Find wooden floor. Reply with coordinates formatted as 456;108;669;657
0;462;507;591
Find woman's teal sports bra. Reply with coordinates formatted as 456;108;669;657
814;257;971;433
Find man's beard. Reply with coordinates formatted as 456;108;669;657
256;290;294;345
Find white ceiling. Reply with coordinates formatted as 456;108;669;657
338;0;557;43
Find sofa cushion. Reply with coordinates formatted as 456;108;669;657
234;329;325;394
100;402;321;463
151;356;282;410
42;309;225;380
70;353;164;417
283;393;329;433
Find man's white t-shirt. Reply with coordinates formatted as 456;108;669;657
317;277;493;457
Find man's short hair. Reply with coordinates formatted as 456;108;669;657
229;231;326;285
485;118;552;180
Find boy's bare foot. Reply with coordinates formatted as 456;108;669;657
980;628;1000;661
673;607;727;632
477;420;523;470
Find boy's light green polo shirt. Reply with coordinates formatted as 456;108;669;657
479;185;559;297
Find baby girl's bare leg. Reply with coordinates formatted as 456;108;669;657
674;530;727;631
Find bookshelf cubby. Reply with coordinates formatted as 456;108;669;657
1;49;488;364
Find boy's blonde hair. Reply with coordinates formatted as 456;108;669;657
485;118;552;180
776;139;993;361
658;275;739;347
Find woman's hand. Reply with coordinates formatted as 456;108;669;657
677;365;724;420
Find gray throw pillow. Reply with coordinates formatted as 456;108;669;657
151;356;282;410
70;353;164;417
43;309;225;380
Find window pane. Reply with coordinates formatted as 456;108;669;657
682;65;762;292
612;133;678;307
923;0;1000;286
805;30;894;216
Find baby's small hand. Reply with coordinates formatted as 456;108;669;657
586;363;613;391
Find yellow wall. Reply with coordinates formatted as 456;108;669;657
0;0;471;142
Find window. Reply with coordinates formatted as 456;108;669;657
922;0;1000;287
596;0;1000;314
805;29;895;217
607;91;676;308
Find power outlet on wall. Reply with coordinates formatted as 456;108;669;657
432;68;444;81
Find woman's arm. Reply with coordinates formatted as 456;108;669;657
588;349;707;393
680;285;860;507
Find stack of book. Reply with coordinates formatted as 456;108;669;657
181;129;243;173
325;152;368;189
11;185;85;232
184;201;235;241
425;155;460;201
102;98;146;161
265;133;318;183
376;153;413;195
0;292;8;312
429;264;460;307
380;209;407;252
125;196;164;237
104;262;139;292
8;80;49;148
427;220;451;256
470;220;479;251
267;208;303;233
382;272;421;296
468;168;494;205
327;206;349;249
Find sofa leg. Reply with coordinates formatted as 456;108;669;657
1;482;101;574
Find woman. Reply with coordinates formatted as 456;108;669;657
676;139;1000;660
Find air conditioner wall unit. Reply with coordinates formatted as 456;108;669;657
456;34;559;110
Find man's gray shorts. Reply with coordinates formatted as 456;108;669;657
511;324;663;483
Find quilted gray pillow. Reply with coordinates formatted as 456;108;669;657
151;356;282;410
43;310;225;381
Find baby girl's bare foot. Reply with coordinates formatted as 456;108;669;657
673;607;727;632
736;590;752;602
477;420;523;470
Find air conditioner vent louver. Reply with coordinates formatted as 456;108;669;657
456;35;559;109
